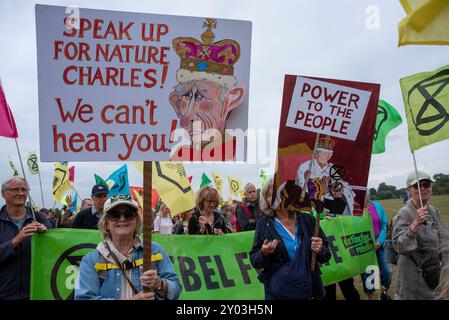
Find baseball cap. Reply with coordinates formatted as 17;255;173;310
406;171;432;188
103;194;139;213
91;184;109;196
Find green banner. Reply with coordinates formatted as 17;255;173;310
31;213;377;300
400;64;449;151
31;229;101;300
156;232;263;300
319;213;378;285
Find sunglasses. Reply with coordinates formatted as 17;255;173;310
107;209;137;221
111;194;132;202
412;181;432;189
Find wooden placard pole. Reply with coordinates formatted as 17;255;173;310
310;211;321;272
143;161;153;292
305;133;320;272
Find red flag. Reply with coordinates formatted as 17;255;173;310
130;186;159;209
0;80;18;138
188;176;193;183
69;166;75;183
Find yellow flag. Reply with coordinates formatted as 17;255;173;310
228;176;242;198
398;0;449;46
53;162;73;202
212;172;224;194
133;161;144;174
152;162;195;215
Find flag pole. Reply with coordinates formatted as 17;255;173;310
411;151;424;208
14;138;36;221
2;80;35;219
37;169;45;208
143;161;154;293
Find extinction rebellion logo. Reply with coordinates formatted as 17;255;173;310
50;243;96;300
407;68;449;136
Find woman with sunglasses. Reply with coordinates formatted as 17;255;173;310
188;186;228;235
392;171;449;300
75;194;182;300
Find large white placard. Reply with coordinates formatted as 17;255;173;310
286;77;372;141
36;5;251;161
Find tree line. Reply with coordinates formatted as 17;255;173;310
370;173;449;200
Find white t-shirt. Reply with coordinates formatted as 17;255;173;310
154;216;173;235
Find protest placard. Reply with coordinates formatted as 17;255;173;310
276;75;380;214
36;5;251;161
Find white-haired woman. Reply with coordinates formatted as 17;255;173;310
75;194;182;300
235;182;261;231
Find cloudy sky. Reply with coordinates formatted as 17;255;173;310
1;0;448;207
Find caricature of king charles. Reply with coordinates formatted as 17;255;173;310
169;18;246;161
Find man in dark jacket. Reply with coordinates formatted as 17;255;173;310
236;183;261;231
72;184;108;229
0;177;49;300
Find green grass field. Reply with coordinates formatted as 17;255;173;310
336;194;449;300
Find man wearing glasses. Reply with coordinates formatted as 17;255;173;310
392;171;449;300
0;177;49;299
72;184;109;230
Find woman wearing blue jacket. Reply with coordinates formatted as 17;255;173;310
250;180;331;300
75;194;181;300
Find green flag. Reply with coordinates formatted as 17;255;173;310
8;157;19;176
260;169;267;188
94;174;109;190
372;100;403;154
27;151;39;175
200;172;212;188
400;64;449;151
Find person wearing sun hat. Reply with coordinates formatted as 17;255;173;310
392;171;449;300
75;194;181;300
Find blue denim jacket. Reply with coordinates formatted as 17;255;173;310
75;241;181;300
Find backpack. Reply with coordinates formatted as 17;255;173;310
234;203;253;232
384;218;398;265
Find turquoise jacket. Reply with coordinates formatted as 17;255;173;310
370;200;388;246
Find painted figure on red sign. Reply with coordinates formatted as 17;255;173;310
169;18;246;161
295;136;355;213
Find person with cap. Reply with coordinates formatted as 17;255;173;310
72;184;108;230
169;18;246;161
75;194;182;300
250;180;331;300
392;171;449;300
296;136;355;214
0;176;49;299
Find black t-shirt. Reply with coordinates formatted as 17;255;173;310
323;197;347;215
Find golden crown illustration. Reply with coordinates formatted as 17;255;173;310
172;18;241;89
317;135;335;151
